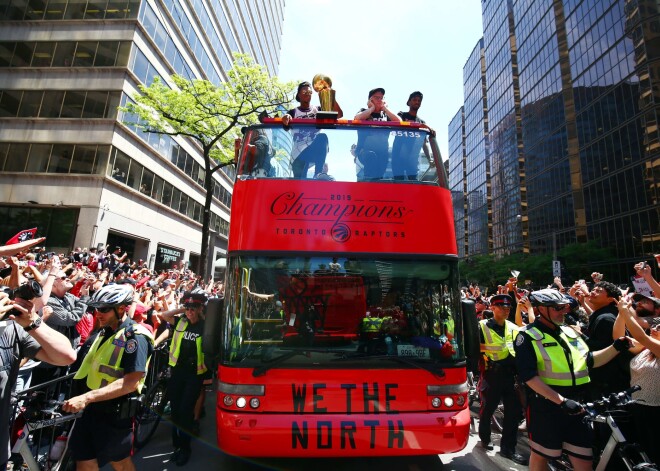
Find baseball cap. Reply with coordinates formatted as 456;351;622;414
632;293;660;308
407;91;423;104
490;294;513;307
115;277;136;286
368;87;385;98
295;81;312;102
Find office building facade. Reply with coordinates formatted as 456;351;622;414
451;0;659;280
0;0;284;273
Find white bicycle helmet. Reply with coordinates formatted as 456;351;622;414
88;284;134;308
529;288;572;307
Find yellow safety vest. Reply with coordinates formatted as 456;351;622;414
524;325;590;387
74;322;153;393
480;319;519;361
168;318;207;375
361;316;382;333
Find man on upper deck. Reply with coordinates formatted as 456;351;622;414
353;88;401;181
392;91;433;180
282;82;329;178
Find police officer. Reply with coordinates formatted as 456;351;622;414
514;289;631;471
64;284;154;471
477;294;527;465
160;288;211;466
359;310;383;353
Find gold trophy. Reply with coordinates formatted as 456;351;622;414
313;73;337;117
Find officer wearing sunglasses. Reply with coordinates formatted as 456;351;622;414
63;284;154;470
514;288;632;471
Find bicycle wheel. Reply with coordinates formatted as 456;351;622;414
134;382;167;450
467;372;479;409
548;454;573;471
52;448;76;471
490;403;504;433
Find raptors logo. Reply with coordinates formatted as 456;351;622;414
331;223;350;243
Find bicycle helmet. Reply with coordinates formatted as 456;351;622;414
181;288;208;307
88;284;134;308
529;288;572;307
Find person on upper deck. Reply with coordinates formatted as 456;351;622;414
392;91;433;180
353;88;401;181
282;82;332;178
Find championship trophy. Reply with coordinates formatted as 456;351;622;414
312;73;338;119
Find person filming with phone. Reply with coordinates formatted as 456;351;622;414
0;291;76;469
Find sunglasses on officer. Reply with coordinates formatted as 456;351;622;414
548;304;568;312
96;306;114;313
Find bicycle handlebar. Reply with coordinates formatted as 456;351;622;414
580;385;641;418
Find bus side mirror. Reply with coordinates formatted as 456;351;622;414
461;299;479;374
234;138;241;165
202;297;225;370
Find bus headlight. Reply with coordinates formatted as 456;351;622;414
431;397;441;408
443;397;454;408
236;397;247;408
223;395;234;407
249;398;260;409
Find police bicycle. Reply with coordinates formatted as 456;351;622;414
9;379;81;471
548;386;657;471
133;342;171;450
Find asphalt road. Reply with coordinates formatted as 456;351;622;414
114;396;530;471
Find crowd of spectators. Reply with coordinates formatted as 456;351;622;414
0;237;225;466
465;256;660;467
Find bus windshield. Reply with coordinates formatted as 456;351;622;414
237;123;444;185
221;255;463;371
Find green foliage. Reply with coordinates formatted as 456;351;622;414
118;52;296;275
458;241;617;292
120;52;296;166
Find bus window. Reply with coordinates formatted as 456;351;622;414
238;124;439;185
221;256;461;366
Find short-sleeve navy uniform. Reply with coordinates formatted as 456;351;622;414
70;318;152;466
514;320;594;460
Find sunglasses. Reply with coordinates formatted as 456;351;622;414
549;305;568;311
96;307;114;313
184;304;201;310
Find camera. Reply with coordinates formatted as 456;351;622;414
1;280;44;320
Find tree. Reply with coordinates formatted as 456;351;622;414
120;53;296;276
458;241;618;293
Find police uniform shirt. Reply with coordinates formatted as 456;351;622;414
514;319;593;397
78;318;152;394
479;319;516;369
173;316;204;375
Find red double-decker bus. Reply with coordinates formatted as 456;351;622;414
204;116;479;458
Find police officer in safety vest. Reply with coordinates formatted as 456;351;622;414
514;289;631;471
477;294;527;465
63;284;154;470
160;288;211;467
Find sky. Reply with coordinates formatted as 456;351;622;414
276;0;484;162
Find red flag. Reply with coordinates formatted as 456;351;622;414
5;228;37;245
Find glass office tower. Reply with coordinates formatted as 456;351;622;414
482;0;527;257
0;0;284;274
451;0;659;280
464;38;491;257
449;107;467;259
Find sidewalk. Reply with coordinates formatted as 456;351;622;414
456;406;531;471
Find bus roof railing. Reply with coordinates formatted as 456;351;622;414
259;117;433;131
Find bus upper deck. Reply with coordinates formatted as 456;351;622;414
235;118;446;186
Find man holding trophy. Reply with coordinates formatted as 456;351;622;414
281;75;343;178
